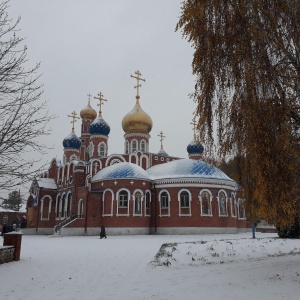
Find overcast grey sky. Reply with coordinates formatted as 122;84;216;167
6;0;197;193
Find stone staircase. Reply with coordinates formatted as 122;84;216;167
54;214;79;235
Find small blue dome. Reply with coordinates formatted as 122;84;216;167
157;149;168;156
63;133;81;149
187;140;204;155
90;117;110;136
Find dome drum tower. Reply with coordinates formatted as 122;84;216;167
122;71;152;154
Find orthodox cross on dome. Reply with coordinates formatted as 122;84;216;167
68;111;80;133
130;70;145;99
190;117;198;141
87;93;92;105
158;131;166;149
94;92;107;118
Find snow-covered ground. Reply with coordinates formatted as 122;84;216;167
1;232;299;300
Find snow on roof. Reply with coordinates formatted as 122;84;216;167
0;207;15;212
147;158;235;182
37;178;57;190
92;162;151;182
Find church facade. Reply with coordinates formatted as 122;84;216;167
25;71;248;236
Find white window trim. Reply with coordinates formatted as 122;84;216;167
133;189;143;216
178;189;192;217
199;189;213;217
98;142;106;157
77;199;84;217
102;189;114;216
217;189;228;217
131;139;138;153
40;196;52;220
230;192;237;218
116;188;130;217
158;190;171;217
144;190;151;217
237;198;246;220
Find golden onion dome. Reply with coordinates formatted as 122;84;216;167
122;96;153;134
80;100;97;120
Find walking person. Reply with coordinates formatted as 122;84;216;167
99;225;107;239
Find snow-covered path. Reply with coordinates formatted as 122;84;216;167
1;233;299;300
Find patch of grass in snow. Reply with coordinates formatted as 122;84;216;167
149;242;178;267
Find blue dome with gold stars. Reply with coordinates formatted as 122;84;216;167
90;117;110;136
187;140;204;155
63;133;81;149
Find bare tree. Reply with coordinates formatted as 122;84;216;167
0;1;53;194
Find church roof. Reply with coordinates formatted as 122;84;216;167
36;178;58;190
147;158;235;183
92;162;151;182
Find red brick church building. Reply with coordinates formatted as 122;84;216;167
25;71;248;236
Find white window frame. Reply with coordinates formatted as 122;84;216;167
117;189;130;216
217;189;228;217
199;189;213;217
158;190;171;217
178;189;192;217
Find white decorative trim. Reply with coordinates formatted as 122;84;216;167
154;181;237;190
132;189;143;216
158;189;171;217
217;189;228;217
124;133;150;139
199;189;213;217
144;190;151;216
116;188;131;216
90;134;108;140
105;155;126;167
40;195;53;220
178;189;192;217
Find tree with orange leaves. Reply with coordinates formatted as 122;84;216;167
176;0;300;231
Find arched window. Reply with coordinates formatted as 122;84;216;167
60;194;66;219
179;190;191;216
200;190;212;216
145;191;151;216
218;191;228;216
161;192;169;209
89;142;94;157
70;154;77;161
230;192;237;218
56;195;61;219
77;199;84;218
159;190;170;217
66;193;72;218
131;140;137;153
41;196;52;220
140;140;146;152
134;191;142;215
118;190;128;208
180;191;190;207
238;199;246;219
98;143;106;157
125;141;129;154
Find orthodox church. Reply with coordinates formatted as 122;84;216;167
25;71;248;236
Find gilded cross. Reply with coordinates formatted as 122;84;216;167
158;131;166;149
68;111;80;133
87;93;92;105
94;92;107;117
190;117;198;141
130;70;145;98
